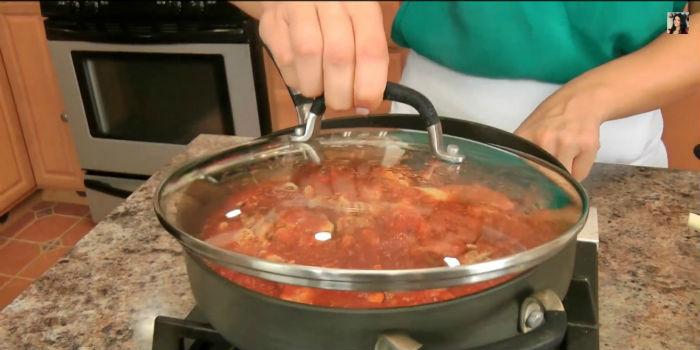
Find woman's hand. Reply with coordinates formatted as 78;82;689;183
514;88;606;181
234;1;389;113
518;7;700;180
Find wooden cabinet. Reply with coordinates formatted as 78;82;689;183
0;1;84;214
661;92;700;170
0;2;84;191
0;49;35;214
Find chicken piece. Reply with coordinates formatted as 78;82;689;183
359;228;381;248
416;187;450;201
303;185;315;198
441;184;516;211
460;238;522;264
221;184;272;209
459;246;493;264
383;204;430;237
335;215;373;235
204;230;238;249
363;292;385;304
329;165;358;201
479;214;536;252
293;163;334;196
262;253;286;263
427;202;483;243
358;181;383;202
221;271;282;298
269;182;301;201
418;240;470;259
203;217;246;249
271;208;334;246
246;211;277;239
279;286;316;304
374;166;414;187
204;211;277;253
339;234;355;249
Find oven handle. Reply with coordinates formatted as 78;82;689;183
84;179;133;199
44;26;248;43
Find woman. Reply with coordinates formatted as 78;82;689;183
232;1;699;180
668;13;689;34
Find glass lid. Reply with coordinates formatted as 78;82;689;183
154;83;588;291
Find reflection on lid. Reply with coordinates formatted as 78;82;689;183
314;231;332;242
443;257;461;268
162;129;582;272
225;209;242;219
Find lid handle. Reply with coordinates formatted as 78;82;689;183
291;82;465;164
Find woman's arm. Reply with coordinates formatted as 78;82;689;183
516;5;700;180
570;14;699;120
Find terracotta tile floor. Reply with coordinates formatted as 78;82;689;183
0;192;95;310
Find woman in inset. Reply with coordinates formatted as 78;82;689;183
668;13;689;34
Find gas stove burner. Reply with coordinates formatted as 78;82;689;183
153;311;233;350
151;240;598;350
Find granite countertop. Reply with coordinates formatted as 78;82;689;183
0;134;698;350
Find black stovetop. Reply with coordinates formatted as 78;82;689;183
152;241;599;350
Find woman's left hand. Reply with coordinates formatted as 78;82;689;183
518;6;700;180
514;89;606;181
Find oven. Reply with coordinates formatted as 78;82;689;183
40;0;271;221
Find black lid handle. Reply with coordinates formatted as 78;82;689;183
291;82;464;164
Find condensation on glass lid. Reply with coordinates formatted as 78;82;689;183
194;141;580;272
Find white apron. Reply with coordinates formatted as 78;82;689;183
390;50;668;168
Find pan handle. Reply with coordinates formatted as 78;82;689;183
470;310;568;350
262;42;463;164
472;289;567;350
373;311;566;350
374;289;567;350
290;82;465;164
375;333;423;350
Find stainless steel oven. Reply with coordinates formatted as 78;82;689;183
41;0;271;221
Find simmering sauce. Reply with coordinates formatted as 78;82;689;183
199;157;574;309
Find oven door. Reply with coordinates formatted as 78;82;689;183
48;41;261;175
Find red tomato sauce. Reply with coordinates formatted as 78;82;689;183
199;159;573;309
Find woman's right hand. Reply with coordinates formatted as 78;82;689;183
233;1;390;113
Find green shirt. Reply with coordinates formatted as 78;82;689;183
391;1;687;84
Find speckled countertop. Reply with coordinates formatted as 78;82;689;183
0;134;698;350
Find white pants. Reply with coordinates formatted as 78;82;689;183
391;50;668;168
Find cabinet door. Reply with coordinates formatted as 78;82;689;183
0;2;84;190
263;50;297;131
0;49;35;214
661;91;700;170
